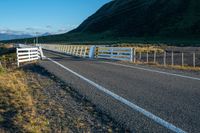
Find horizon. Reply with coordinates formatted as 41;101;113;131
0;0;111;36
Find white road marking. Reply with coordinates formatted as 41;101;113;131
47;57;186;133
104;62;200;81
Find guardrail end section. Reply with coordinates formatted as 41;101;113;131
38;46;46;59
89;46;96;59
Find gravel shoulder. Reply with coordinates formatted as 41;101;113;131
23;64;127;133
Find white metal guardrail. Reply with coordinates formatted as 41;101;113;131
14;43;36;48
37;44;200;68
37;44;135;62
37;44;91;58
17;47;39;67
16;44;45;67
97;47;135;61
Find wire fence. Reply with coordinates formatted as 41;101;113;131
135;49;200;67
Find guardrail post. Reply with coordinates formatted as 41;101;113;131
80;47;83;57
130;48;136;63
39;46;45;59
67;46;70;53
76;46;79;56
16;48;19;67
89;46;96;59
28;49;31;61
70;46;73;55
134;48;136;63
83;47;88;58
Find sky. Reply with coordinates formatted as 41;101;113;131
0;0;111;35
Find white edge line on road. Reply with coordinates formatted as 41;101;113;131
47;57;186;133
104;62;200;81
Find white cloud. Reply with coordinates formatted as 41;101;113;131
55;24;78;34
0;28;25;35
0;24;78;35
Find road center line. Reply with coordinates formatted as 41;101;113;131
104;62;200;81
47;57;186;133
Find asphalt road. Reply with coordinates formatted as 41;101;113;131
40;50;200;133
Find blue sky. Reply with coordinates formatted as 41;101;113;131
0;0;111;35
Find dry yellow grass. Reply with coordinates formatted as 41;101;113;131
168;65;200;71
133;61;200;71
0;70;49;133
0;46;49;132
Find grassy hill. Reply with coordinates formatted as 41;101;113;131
2;0;200;46
72;0;200;37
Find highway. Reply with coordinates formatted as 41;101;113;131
40;50;200;133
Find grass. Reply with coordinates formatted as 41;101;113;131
0;46;49;133
0;65;5;74
0;70;49;133
167;65;200;71
133;61;200;72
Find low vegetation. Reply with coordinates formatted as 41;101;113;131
0;46;49;133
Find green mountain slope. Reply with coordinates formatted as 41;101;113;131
71;0;200;38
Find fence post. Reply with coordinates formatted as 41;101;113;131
193;52;196;68
130;48;136;63
164;51;166;66
16;48;19;67
182;52;184;67
154;50;156;63
28;49;31;61
171;51;174;66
